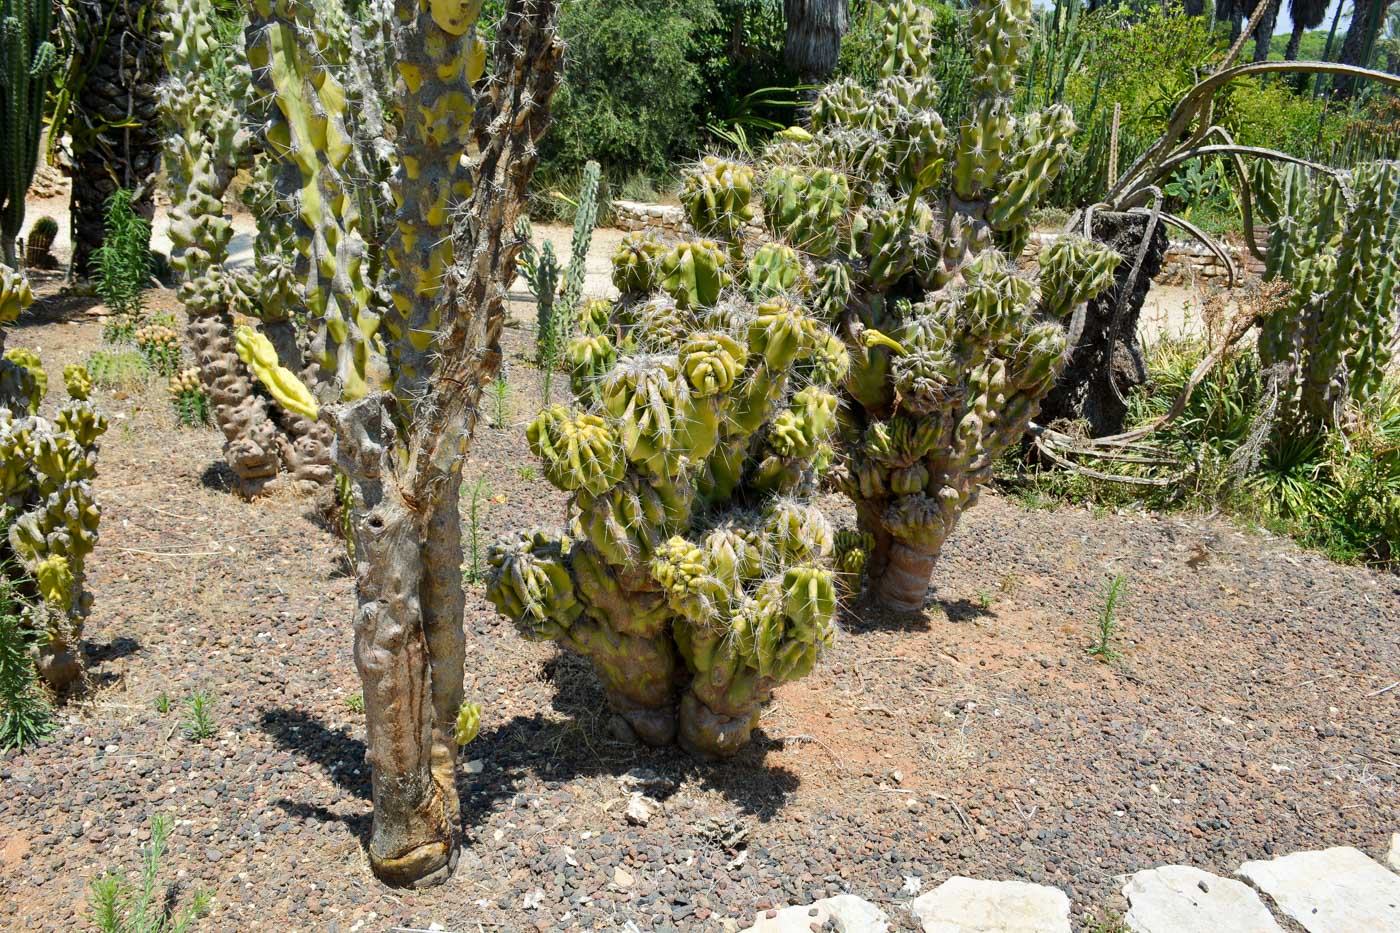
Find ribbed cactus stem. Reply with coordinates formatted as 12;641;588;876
379;0;488;409
558;159;601;328
0;0;56;264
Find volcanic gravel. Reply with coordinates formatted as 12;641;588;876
1;284;1396;931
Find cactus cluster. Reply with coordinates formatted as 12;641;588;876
134;323;181;376
85;348;150;389
168;367;210;426
0;343;108;689
746;0;1120;611
488;169;850;757
1251;158;1400;432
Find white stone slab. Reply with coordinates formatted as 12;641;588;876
1238;846;1400;933
911;877;1071;933
740;894;890;933
1388;833;1400;872
1122;865;1284;933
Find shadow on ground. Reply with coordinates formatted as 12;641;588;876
258;646;803;854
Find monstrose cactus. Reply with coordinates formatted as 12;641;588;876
488;170;850;758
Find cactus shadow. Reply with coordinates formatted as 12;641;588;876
938;598;995;623
199;461;238;494
838;595;935;633
467;651;801;823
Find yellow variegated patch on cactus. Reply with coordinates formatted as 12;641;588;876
233;326;320;420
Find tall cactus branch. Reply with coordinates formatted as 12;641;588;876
0;0;57;264
326;0;562;888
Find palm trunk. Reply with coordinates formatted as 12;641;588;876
70;0;163;277
1253;0;1282;61
1286;20;1306;59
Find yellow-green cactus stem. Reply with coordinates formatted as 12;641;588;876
62;364;93;401
0;264;34;323
234;326;320;420
658;240;731;310
612;231;666;295
680;156;755;242
3;347;46;413
453;702;482;746
526;405;626;495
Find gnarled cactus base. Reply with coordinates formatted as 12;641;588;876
867;541;938;614
678;692;761;760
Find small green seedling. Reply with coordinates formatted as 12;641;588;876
153;693;171;714
87;813;211;933
1087;574;1126;662
346;692;365;713
489;376;511;428
182;691;216;740
463;477;491;585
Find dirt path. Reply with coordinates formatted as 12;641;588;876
1;285;1395;931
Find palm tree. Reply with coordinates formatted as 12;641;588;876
1253;0;1283;62
1333;0;1398;95
784;0;849;83
1285;0;1331;58
68;0;162;277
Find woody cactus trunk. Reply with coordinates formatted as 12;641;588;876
750;0;1120;611
321;0;562;887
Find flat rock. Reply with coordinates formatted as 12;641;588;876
1122;865;1283;933
1238;847;1400;933
911;877;1070;933
740;894;890;933
1388;834;1399;872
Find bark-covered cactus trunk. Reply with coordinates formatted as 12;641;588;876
324;0;563;886
331;396;465;887
1038;211;1168;437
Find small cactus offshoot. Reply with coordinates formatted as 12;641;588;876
168;368;210;426
134;324;182;377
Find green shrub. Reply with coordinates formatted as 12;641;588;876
87;814;211;933
542;0;720;177
93;190;152;337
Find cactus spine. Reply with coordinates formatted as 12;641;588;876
0;0;56;265
1251;158;1400;432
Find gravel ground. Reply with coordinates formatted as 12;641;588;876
1;283;1396;932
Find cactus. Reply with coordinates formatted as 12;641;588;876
84;348;150;389
23;214;57;268
531;240;562;362
243;0;381;404
733;0;1120;612
0;0;57;265
1250;158;1400;432
558;160;602;322
0;265;35;411
2;346;45;413
488;165;849;758
133;323;181;376
0;377;108;688
168;367;210;426
62;364;93;401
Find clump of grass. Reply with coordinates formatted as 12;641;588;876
515;464;538;481
182;691;216;740
0;568;53;751
87;813;211;933
1087;574;1126;662
153;693;171;714
346;692;364;713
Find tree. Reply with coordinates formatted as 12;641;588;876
68;0;163;276
1286;0;1331;59
1252;0;1283;61
784;0;850;81
1334;0;1397;94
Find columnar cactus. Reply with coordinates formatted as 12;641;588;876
487;167;849;757
1250;158;1400;432
317;0;563;888
749;0;1119;611
158;0;290;495
559;160;602;319
0;0;57;264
